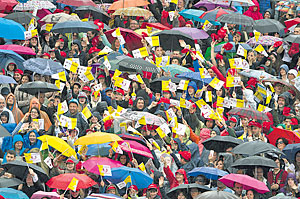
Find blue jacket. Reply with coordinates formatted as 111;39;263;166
3;134;27;163
23;130;41;151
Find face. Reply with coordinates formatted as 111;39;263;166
149;189;158;198
14;73;22;82
294;27;300;35
15;141;23;150
91;116;98;123
177;192;186;199
120;155;127;164
206;120;214;128
155;47;163;57
288;73;296;81
251;126;260;136
175;173;184;182
274;84;283;93
129;188;137;196
30;37;37;46
1;115;7;123
136;99;144;110
188;87;195;96
288;178;296;186
21;76;29;84
71;191;80;197
29;132;36;143
78;97;86;104
278;97;285;108
190;188;199;198
253;6;258;11
7;96;14;105
66;163;75;170
6;153;15;162
69;103;78;114
34;74;41;81
208;69;215;77
247;190;254;199
280;68;287;76
234;182;243;195
255;167;263;180
172;59;179;65
241;118;248;126
247;52;256;62
129;20;139;30
0;99;5;112
216;160;224;170
296;152;300;163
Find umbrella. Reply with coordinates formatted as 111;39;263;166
228;107;270;121
86;143;112;156
113;7;153;17
118;140;154;159
263;78;300;99
247;36;282;46
172;27;209;40
0;44;35;55
83;157;123;175
253;19;285;36
23;58;64;75
217;12;254;26
0;49;25;70
153;30;195;51
118;58;160;73
74;132;123;146
202;135;243;153
87;21;111;31
0;188;29;199
161;64;192;77
119;133;146;146
231;141;284;156
231;156;278;169
75;6;110;24
104;166;153;189
18;81;60;95
283;143;300;162
0;0;18;12
87;193;123;199
52;21;96;34
0;178;23;188
209;0;254;6
219;173;270;193
179;9;207;23
269;196;297;199
177;72;213;84
167;184;211;198
283;34;300;44
197;190;239;199
46;173;97;191
0;75;17;84
41;13;81;23
239;69;275;80
266;127;300;146
194;0;236;11
3;160;49;182
108;0;149;11
200;8;234;23
121;111;167;126
38;135;77;158
4;12;39;25
214;42;252;52
56;0;97;7
0;18;25;40
285;18;300;29
140;22;171;30
31;191;64;199
13;0;56;10
105;27;143;52
188;167;228;180
0;125;12;137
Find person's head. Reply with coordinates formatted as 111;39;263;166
233;182;243;196
205;119;214;128
216;158;224;170
136;98;145;110
207;68;215;78
107;185;117;194
119;154;128;165
175;169;185;183
264;11;271;19
66;159;75;171
0;94;5;112
190;188;200;199
276;137;288;151
162;91;171;99
274;83;283;94
294;25;300;35
288;69;297;81
129;19;139;30
73;83;80;95
63;6;72;14
284;116;292;127
147;184;158;199
68;99;79;114
34;73;41;81
233;32;241;43
253;167;264;180
287;173;298;187
295;151;300;163
21;73;31;84
154;46;163;57
30;107;40;119
177;190;187;199
179;151;191;164
278;96;286;108
195;175;207;185
129;185;138;196
246;190;254;199
249;121;262;136
28;131;37;144
229;117;237;128
7;63;16;72
14;140;23;150
78;92;87;104
70;190;80;197
6;150;16;162
171;57;181;65
105;88;113;98
0;111;9;123
14;69;23;82
241;117;249;126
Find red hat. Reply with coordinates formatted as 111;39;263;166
223;42;233;51
217;27;227;39
216;53;223;60
86;129;95;133
129;99;133;105
283;107;291;116
53;9;63;13
97;74;105;79
63;6;71;11
229;117;237;123
291;118;299;125
136;16;144;20
178;151;191;161
129;185;138;191
104;119;113;130
163;90;171;94
211;33;219;41
107;185;116;191
249;121;262;128
66;159;74;164
82;86;91;93
141;32;148;38
273;41;283;48
59;38;64;42
186;20;193;26
88;47;101;54
60;51;67;58
41;52;50;58
116;89;125;96
236;31;242;36
14;69;23;75
147;184;158;190
92;91;100;97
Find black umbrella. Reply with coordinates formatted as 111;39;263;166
167;184;211;198
52;21;96;34
253;19;285;36
231;141;284;156
231;156;278;169
3;160;49;182
0;178;23;188
4;12;39;25
0;125;12;137
118;58;160;73
202;136;243;153
150;76;182;93
283;34;300;44
18;81;60;95
196;190;239;199
152;30;195;51
217;12;254;26
75;6;111;24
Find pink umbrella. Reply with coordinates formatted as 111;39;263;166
219;174;270;194
0;0;18;12
0;44;36;55
31;191;67;199
0;13;7;18
83;157;123;175
56;0;97;7
118;140;154;159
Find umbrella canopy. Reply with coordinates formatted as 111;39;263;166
4;12;39;25
31;191;63;199
269;196;297;199
0;125;12;137
284;34;300;44
214;42;252;53
161;64;192;77
0;0;18;12
177;72;213;84
0;44;35;55
0;188;29;199
0;178;23;188
18;81;60;95
231;141;284;156
188;167;228;180
247;35;282;46
74;132;123;146
38;135;77;158
41;13;81;23
108;0;149;10
266;127;300;146
118;58;160;73
121;111;167;126
167;184;211;198
253;19;285;36
179;9;208;23
83;157;123;175
23;58;64;75
0;49;25;70
217;12;254;26
140;22;171;30
56;0;97;7
75;6;110;24
0;74;17;84
113;7;153;17
285;18;300;29
46;173;97;191
219;174;270;194
172;27;209;40
86;143;112;157
231;156;278;169
200;8;234;23
211;0;254;6
0;18;25;40
228;107;270;121
52;21;96;34
283;143;300;162
14;0;56;10
194;0;236;11
153;30;195;51
202;135;243;153
239;69;275;79
263;78;300;99
3;160;49;182
197;190;239;199
104;166;153;189
87;193;123;199
118;140;154;159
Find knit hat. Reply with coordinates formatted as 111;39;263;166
69;99;79;106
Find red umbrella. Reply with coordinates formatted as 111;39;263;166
0;0;18;12
0;44;36;55
104;27;143;52
118;140;154;159
266;127;300;146
83;157;123;175
285;18;300;29
140;22;171;30
0;14;7;18
56;0;97;7
46;173;97;191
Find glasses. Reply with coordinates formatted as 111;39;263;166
278;141;284;144
31;111;38;114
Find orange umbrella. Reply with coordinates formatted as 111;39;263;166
108;0;149;11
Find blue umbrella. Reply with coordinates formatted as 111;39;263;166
86;143;111;157
52;21;96;34
0;49;25;70
283;143;300;163
179;9;221;25
177;72;213;84
0;18;25;40
104;166;153;189
161;64;192;77
188;167;228;180
0;75;17;84
214;42;252;53
0;188;29;199
23;58;64;75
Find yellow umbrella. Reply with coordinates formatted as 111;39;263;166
74;132;123;146
113;7;153;17
38;135;77;159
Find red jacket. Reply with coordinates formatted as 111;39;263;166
161;11;186;28
163;166;188;189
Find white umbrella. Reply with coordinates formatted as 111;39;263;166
14;0;56;10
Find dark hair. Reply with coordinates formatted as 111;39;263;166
0;111;9;123
276;137;288;147
7;150;16;157
22;73;32;82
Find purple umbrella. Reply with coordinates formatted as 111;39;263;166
194;0;237;11
172;27;209;40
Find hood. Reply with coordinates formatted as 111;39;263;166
248;0;260;12
280;64;289;74
199;128;211;141
175;169;189;184
13;134;24;146
5;93;16;111
23;130;40;149
29;97;40;112
212;126;221;135
188;81;197;92
72;39;82;51
286;173;298;185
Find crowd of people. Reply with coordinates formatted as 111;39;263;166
1;0;300;198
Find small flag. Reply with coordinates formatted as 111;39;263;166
145;36;160;47
51;71;67;82
112;141;123;154
132;47;149;58
138;116;146;125
162;80;170;91
112;69;122;80
177;80;189;90
103;56;111;70
236;45;247;59
138;162;146;172
202;20;212;31
124;175;132;184
24;153;41;163
57;101;68;115
98;165;112;176
45;24;53;32
254;30;261;42
209;78;225;90
67;177;79;192
206;91;212;102
146;26;152;33
82;106;92;120
78;145;88;156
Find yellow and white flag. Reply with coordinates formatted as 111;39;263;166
57;101;68;115
68;178;79;192
103;56;111;70
145;36;160;47
132;47;149;58
51;71;67;82
236;45;247;59
82;106;92;120
98;165;112;176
